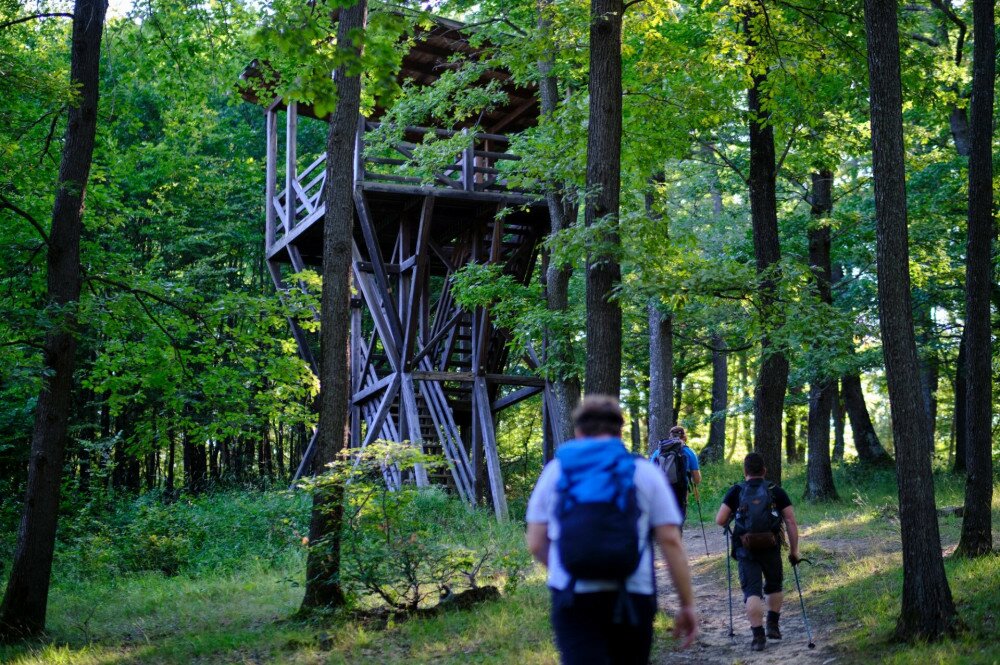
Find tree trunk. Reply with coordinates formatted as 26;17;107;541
949;105;972;157
0;0;108;639
647;302;674;446
583;0;624;397
182;430;207;494
746;8;789;486
804;382;838;501
831;381;845;463
841;373;891;464
701;334;728;463
952;328;967;473
805;170;838;500
673;373;685;426
166;426;176;496
301;0;367;611
956;0;995;558
785;399;798;463
863;0;958;639
538;0;580;442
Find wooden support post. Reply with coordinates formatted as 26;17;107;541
285;101;298;230
400;375;430;486
350;297;362;449
265;106;278;248
474;377;508;520
462;129;475;191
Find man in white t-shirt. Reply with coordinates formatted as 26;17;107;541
526;395;698;664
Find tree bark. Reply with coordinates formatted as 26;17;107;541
672;373;685;426
746;8;789;486
785;406;797;463
583;0;624;397
952;327;967;473
831;381;846;463
842;377;890;462
701;334;728;463
956;0;995;558
863;0;958;639
805;170;838;500
0;0;108;639
301;0;367;611
537;0;580;442
647;302;674;447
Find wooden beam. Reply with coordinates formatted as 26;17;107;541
474;377;508;520
359;180;542;207
361;373;402;449
289;427;319;487
352;373;393;405
410;370;545;386
412;309;462;366
285;102;297;231
265;108;277;249
400;374;430;486
491;385;543;412
351;241;401;372
354;190;405;350
402;196;434;370
350;299;362;449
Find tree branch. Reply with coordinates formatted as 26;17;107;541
0;12;74;30
0;193;50;245
697;140;749;185
928;0;967;66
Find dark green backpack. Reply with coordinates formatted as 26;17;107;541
732;480;783;550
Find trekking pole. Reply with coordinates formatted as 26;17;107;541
724;526;734;638
693;487;710;555
791;559;816;649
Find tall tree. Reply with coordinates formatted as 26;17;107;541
700;333;728;463
300;0;367;611
745;5;788;485
583;0;624;397
863;0;958;640
805;170;838;500
956;0;994;558
538;0;580;441
645;179;673;446
0;0;108;639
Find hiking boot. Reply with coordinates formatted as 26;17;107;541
766;620;782;640
751;634;767;651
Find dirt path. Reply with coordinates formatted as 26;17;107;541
655;523;843;664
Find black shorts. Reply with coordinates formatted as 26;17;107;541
550;589;658;665
736;547;783;601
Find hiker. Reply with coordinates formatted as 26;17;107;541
649;425;702;528
715;452;800;652
526;395;698;664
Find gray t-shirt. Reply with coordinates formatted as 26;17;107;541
525;457;682;595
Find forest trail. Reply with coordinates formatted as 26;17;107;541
656;521;842;665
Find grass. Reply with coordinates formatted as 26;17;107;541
1;463;998;664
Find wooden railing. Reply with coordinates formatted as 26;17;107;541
265;103;530;248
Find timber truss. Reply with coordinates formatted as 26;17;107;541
263;102;551;518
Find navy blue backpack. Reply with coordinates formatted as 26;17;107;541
555;439;643;585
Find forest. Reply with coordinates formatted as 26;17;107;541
0;0;997;662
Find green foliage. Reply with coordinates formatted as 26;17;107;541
304;441;532;611
46;490;310;581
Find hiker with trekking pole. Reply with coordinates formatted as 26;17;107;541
649;426;702;536
715;452;802;652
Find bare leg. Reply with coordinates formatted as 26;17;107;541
746;595;765;628
766;592;783;613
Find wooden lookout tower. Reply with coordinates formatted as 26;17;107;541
245;17;550;519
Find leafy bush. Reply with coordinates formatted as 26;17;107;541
308;442;531;611
54;490;310;581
